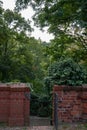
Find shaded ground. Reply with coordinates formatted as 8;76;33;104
0;123;87;130
29;116;50;126
0;117;87;130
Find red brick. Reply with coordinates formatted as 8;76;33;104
53;85;87;123
0;83;30;126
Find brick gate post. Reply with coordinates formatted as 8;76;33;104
8;83;30;126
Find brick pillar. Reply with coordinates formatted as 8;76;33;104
8;83;30;126
0;84;10;123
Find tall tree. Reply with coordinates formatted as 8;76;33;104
0;4;33;82
15;0;87;33
15;0;87;65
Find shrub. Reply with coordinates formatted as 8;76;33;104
30;93;39;116
30;93;51;117
38;95;51;117
48;58;87;86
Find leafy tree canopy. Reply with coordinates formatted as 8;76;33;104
0;3;33;82
15;0;87;35
45;33;87;66
15;0;87;64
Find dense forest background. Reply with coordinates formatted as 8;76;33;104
0;0;87;116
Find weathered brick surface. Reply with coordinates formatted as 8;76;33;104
53;85;87;123
0;83;30;126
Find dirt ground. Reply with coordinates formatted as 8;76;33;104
0;123;87;130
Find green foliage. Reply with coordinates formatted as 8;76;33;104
45;34;87;67
27;38;50;94
37;95;51;117
0;4;50;95
16;0;87;32
47;58;87;86
15;0;87;67
44;77;52;95
30;93;39;116
0;5;33;82
30;93;51;117
16;0;87;62
45;34;75;60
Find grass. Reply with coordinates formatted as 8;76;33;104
0;122;7;127
57;123;87;130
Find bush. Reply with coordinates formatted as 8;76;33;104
30;93;51;117
30;93;39;116
48;58;87;86
38;95;51;117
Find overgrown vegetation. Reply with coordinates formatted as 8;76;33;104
30;93;51;117
46;58;87;86
0;0;87;117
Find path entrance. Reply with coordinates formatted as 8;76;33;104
29;116;54;130
29;91;53;129
30;116;50;126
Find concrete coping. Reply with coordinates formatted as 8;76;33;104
0;83;30;92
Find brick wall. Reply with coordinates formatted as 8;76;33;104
0;83;30;126
53;85;87;123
